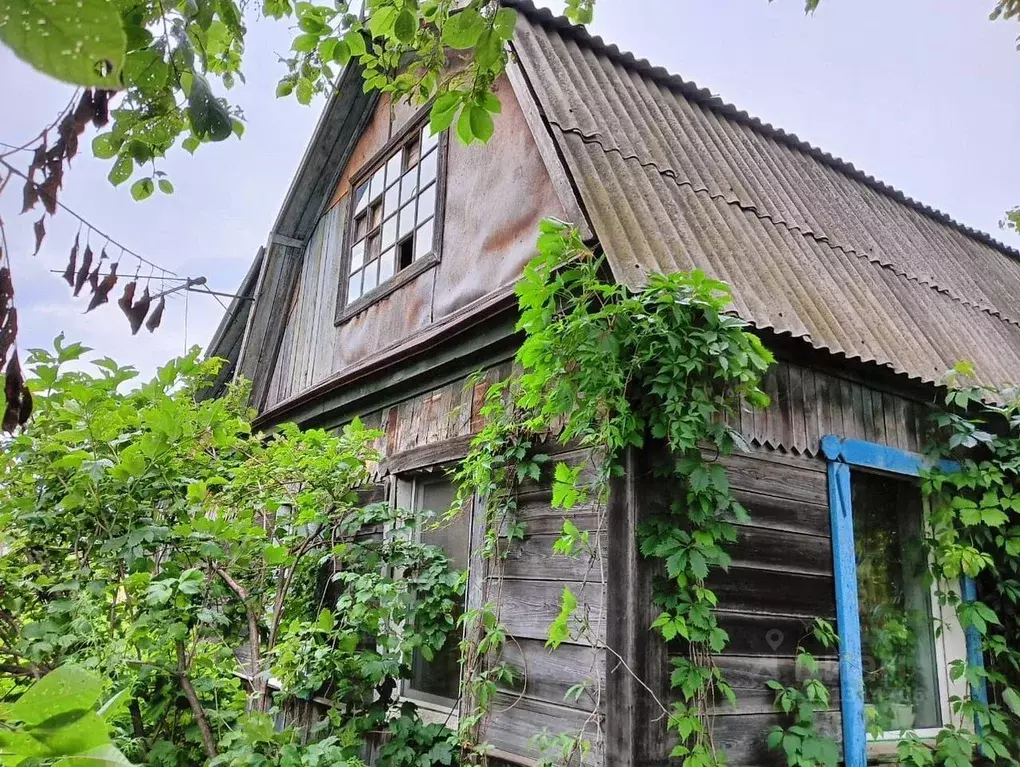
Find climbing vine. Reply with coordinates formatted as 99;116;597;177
455;219;774;763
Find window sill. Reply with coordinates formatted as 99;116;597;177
334;252;439;326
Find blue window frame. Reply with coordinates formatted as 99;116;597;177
820;435;987;767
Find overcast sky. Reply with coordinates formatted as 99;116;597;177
1;0;1018;380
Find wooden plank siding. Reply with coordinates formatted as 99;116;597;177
357;367;605;765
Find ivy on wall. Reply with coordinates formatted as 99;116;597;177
455;219;775;763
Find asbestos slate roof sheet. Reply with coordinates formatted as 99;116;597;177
510;1;1020;387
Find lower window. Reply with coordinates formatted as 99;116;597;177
852;470;944;734
403;476;471;707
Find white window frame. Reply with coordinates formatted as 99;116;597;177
389;472;474;718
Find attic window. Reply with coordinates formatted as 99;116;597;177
344;122;441;307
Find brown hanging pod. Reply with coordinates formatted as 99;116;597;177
87;262;118;313
145;295;165;333
127;287;151;335
74;245;93;297
63;234;79;287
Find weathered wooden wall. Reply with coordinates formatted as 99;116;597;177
263;75;567;411
288;343;933;765
736;357;931;456
710;446;841;767
356;365;604;765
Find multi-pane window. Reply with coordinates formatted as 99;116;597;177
346;123;441;305
406;477;470;705
852;471;942;733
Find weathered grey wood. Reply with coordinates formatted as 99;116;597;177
710;566;834;618
713;710;841;767
381;434;474;475
484;692;602;766
498;534;605;582
713;612;838;658
709;655;840;715
730;487;830;538
729;525;833;578
493;578;604;646
497;639;604;712
605;445;671;766
721;450;827;506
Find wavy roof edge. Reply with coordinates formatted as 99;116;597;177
505;0;1020;264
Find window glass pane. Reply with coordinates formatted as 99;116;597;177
417;182;436;225
369;166;386;201
399;202;416;240
354;182;369;214
404;135;421;171
370;201;384;230
384;182;400;219
400;168;418;206
419;147;438;188
367;233;382;262
354;213;368;242
362;259;379;293
421;124;439;153
409;479;468;701
379;249;395;283
382;215;398;251
385;152;403;188
415;219;433;261
350;240;365;271
853;472;941;732
347;269;362;303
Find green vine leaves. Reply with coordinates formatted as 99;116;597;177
0;337;470;766
0;0;599;198
456;219;775;764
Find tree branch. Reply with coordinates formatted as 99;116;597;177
175;641;218;759
212;563;264;707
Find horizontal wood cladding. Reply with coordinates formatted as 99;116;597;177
610;443;839;766
484;692;602;766
733;356;932;456
498;639;604;712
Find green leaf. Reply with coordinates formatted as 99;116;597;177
296;77;314;105
130;177;154;201
430;92;462;134
0;0;125;87
292;32;318;52
1003;687;1020;716
121;49;169;95
344;29;366;56
264;543;288;565
188;73;233;141
182;135;201;154
91;134;119;160
158;179;174;195
393;8;417;43
467;105;494;143
107;155;132;187
7;666;105;726
493;7;517;39
442;8;485;49
56;743;134;766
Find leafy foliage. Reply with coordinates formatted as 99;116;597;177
456;219;774;762
0;665;132;766
0;337;465;765
766;620;841;767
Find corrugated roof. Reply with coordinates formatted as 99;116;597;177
510;1;1020;386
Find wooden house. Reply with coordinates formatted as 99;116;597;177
208;3;1020;764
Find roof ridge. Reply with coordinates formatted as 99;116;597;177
548;119;1020;330
505;0;1020;265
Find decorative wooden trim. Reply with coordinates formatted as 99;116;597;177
380;434;474;476
820;435;988;766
